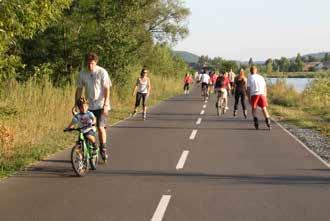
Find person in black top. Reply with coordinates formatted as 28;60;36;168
233;69;248;118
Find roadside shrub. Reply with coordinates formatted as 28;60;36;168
268;79;300;107
302;77;330;118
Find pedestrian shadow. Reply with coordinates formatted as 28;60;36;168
112;125;266;131
14;168;330;186
90;170;330;185
41;159;71;164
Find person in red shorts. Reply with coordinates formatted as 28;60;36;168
247;66;271;130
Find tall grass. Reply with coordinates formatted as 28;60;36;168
268;77;330;136
0;73;184;177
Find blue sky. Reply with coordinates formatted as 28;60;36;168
174;0;330;61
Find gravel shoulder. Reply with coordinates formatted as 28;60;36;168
277;120;330;164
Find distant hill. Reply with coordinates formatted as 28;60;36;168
301;52;329;60
173;51;199;64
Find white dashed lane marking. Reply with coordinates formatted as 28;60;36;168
176;150;190;170
189;129;198;140
151;195;172;221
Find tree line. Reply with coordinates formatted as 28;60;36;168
195;52;330;74
0;0;190;87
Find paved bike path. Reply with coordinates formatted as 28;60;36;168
0;87;329;221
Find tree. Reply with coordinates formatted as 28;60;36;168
295;53;304;72
248;57;254;66
279;57;290;72
323;53;330;62
18;0;190;86
0;0;72;81
265;58;273;74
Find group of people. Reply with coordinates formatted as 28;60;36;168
66;52;151;163
65;52;271;165
183;66;271;130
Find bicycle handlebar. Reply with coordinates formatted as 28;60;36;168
64;124;96;132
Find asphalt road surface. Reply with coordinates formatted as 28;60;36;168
1;87;329;221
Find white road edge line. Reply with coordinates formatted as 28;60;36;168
151;195;172;221
189;129;198;140
176;150;190;170
196;118;202;125
274;119;330;168
200;110;205;115
203;104;207;109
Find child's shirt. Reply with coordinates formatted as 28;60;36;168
71;111;96;134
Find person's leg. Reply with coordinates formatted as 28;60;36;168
234;93;239;116
241;93;247;118
250;95;259;129
90;109;109;160
224;89;228;109
132;93;141;116
142;93;147;119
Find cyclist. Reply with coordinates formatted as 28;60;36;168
132;68;151;120
66;97;97;154
75;52;111;161
199;69;210;97
233;69;248;118
247;66;271;129
214;72;231;111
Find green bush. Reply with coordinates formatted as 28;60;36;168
268;79;300;107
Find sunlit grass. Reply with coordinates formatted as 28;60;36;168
268;77;330;136
0;74;183;178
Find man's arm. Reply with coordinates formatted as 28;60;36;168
147;78;151;94
103;86;110;107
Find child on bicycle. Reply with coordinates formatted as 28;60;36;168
65;97;97;151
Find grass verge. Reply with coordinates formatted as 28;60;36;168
0;74;183;178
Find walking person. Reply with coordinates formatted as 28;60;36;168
132;68;151;120
75;52;112;161
233;69;248;118
228;69;236;96
247;66;271;130
183;73;193;94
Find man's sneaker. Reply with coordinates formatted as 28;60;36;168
265;118;271;130
243;110;248;119
253;117;259;130
142;112;146;120
100;147;108;162
233;110;237;117
131;111;137;117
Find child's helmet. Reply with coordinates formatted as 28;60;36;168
77;97;88;107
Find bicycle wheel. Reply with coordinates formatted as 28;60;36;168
71;144;88;177
216;97;221;116
220;98;226;115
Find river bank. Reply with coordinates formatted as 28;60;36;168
265;71;330;78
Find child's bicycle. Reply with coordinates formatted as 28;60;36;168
64;125;99;177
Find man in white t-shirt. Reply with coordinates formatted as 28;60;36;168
247;66;271;130
75;52;112;161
